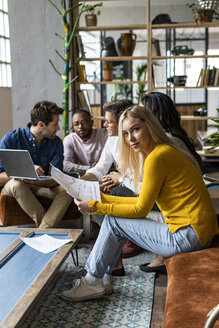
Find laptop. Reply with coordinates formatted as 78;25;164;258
0;149;52;180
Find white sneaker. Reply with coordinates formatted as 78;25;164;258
71;279;113;296
61;277;105;302
104;283;113;295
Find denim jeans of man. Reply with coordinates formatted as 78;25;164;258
85;214;211;278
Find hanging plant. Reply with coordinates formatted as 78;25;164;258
84;3;102;26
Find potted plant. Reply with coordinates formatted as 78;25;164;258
85;3;102;27
112;75;132;101
102;62;113;81
135;64;147;103
187;2;219;23
207;108;219;150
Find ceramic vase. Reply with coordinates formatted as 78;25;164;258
116;33;137;56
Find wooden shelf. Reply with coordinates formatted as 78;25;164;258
77;81;219;88
80;56;148;61
152;85;219;90
79;0;118;1
77;24;147;32
77;21;219;32
93;116;104;121
93;115;218;121
152;21;219;29
79;55;219;61
77;80;148;85
152;54;219;60
76;20;219;32
181;116;218;121
197;150;219;157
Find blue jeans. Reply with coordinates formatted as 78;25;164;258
85;215;211;278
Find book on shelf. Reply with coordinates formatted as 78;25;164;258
75;34;84;57
151;64;155;87
214;69;219;86
77;64;87;82
196;69;202;87
196;68;204;87
151;38;161;56
203;68;210;86
208;66;216;86
197;67;219;87
77;90;92;114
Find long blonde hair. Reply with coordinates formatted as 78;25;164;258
118;105;199;192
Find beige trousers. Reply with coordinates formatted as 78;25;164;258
1;179;73;228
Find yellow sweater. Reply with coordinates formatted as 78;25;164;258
89;144;218;246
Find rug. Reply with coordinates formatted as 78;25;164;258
21;250;156;328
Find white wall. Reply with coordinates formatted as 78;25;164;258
8;0;64;133
0;87;13;139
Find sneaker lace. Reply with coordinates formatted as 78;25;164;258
66;279;82;295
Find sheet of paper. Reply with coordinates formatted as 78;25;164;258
50;164;101;201
20;234;72;254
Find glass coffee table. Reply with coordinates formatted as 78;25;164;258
0;227;83;328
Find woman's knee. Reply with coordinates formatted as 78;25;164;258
101;215;118;234
101;215;126;238
102;215;111;228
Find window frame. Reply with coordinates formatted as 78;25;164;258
0;0;11;87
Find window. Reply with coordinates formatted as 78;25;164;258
0;0;11;87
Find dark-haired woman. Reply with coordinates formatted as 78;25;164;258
140;92;202;169
137;92;203;272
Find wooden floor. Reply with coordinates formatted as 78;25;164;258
151;272;167;328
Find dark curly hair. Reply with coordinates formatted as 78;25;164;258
140;92;202;169
103;99;133;123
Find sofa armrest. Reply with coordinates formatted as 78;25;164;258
0;194;82;227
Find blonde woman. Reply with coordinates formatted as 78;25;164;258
61;106;218;302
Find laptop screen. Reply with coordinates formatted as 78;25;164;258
0;149;51;180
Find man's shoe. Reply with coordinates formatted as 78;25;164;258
111;267;125;276
139;262;167;274
61;277;105;302
122;239;142;258
104;283;113;295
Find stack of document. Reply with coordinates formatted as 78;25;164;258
50;165;101;201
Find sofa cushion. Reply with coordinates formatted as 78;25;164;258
0;194;81;226
164;235;219;328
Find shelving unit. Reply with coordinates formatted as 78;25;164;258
85;115;218;121
71;0;150;115
150;7;219;142
71;0;219;140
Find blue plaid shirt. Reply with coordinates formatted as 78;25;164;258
0;123;64;174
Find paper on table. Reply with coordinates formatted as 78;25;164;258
50;164;101;201
20;234;72;254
